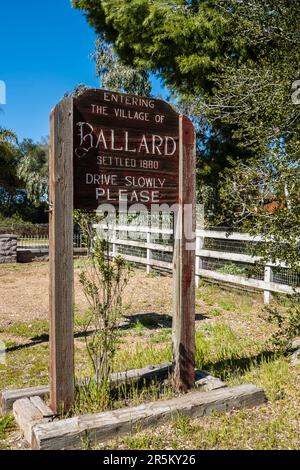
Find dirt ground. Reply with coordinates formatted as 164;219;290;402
0;260;272;344
0;262;173;328
0;260;271;345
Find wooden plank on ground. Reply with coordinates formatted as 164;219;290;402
13;398;50;445
195;371;226;392
0;364;171;415
0;385;50;415
30;396;54;418
32;384;266;450
110;363;172;386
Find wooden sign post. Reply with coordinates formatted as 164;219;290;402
173;116;196;392
49;89;196;413
49;97;74;414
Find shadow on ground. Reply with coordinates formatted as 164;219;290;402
124;312;208;330
3;311;213;354
205;350;278;381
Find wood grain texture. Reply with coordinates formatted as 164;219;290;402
0;385;49;415
0;364;170;415
172;115;196;392
195;371;226;392
13;398;45;445
109;363;172;387
49;97;74;414
73;89;180;210
30;396;54;418
32;384;266;450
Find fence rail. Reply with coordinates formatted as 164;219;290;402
95;225;300;304
17;227;300;304
17;234;83;249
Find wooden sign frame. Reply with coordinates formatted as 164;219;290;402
173;115;196;392
49;97;74;413
49;92;196;413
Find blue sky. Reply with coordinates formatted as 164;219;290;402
0;0;164;142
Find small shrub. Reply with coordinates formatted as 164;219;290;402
74;211;131;390
266;297;300;351
218;263;247;276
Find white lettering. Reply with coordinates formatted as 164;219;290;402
138;135;150;154
165;136;176;156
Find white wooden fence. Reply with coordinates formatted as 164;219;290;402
96;224;300;304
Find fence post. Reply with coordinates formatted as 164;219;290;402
146;226;152;274
264;265;273;305
112;227;117;258
195;231;204;288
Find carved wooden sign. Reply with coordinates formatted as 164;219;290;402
73;89;179;209
49;89;196;414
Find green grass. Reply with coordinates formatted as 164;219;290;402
194;322;264;378
0;415;15;449
1;280;299;450
146;270;160;278
0;344;49;389
218;298;237;311
0;415;14;439
150;329;172;344
74;258;88;269
113;341;172;372
233;356;291;401
132;320;146;334
72;376;175;417
97;357;300;450
196;283;263;316
0;415;15;438
206;307;222;316
0;320;263;390
2;320;49;339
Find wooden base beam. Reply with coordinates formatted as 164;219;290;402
31;384;266;450
1;366;227;417
0;364;172;415
13;397;54;447
0;385;49;415
195;371;226;392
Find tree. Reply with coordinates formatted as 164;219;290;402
0;127;23;221
74;0;300;269
0;131;49;223
73;0;254;192
17;138;49;205
73;1;237;96
202;1;300;154
197;1;300;272
0;128;16;144
0;127;19;190
217;151;300;269
73;1;300;159
93;38;151;96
